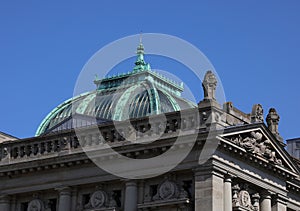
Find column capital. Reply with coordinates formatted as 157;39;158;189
71;187;78;194
56;186;72;196
57;186;72;211
138;180;145;185
125;180;137;187
224;173;236;182
260;190;272;199
0;195;10;203
224;177;232;183
0;194;10;211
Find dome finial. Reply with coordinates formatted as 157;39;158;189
136;31;144;55
139;31;142;44
133;31;151;72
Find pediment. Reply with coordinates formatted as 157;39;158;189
218;125;300;176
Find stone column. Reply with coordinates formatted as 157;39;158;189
57;187;72;211
224;176;232;211
124;180;138;211
0;195;10;211
194;168;224;211
71;188;78;211
272;194;287;211
260;192;272;211
138;181;144;204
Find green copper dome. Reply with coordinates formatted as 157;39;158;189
35;43;196;136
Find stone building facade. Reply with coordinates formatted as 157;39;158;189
0;43;299;211
287;138;300;159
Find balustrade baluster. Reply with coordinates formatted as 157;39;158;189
38;143;42;155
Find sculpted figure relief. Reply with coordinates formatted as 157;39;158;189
27;199;44;211
152;180;183;201
232;184;260;211
158;180;177;200
230;131;282;165
84;189;110;210
239;190;252;208
90;190;106;208
241;132;262;152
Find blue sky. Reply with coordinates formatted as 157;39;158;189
0;1;300;140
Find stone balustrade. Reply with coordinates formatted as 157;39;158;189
0;108;208;163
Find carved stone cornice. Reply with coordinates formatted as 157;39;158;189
286;181;300;193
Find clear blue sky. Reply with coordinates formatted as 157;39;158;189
0;1;300;140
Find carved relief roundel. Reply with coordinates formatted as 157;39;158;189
27;199;43;211
238;190;252;207
90;190;106;208
158;180;177;200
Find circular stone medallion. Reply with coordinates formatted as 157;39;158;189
158;180;178;200
27;199;43;211
90;190;106;208
239;190;252;207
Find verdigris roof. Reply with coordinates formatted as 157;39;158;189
36;42;196;136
